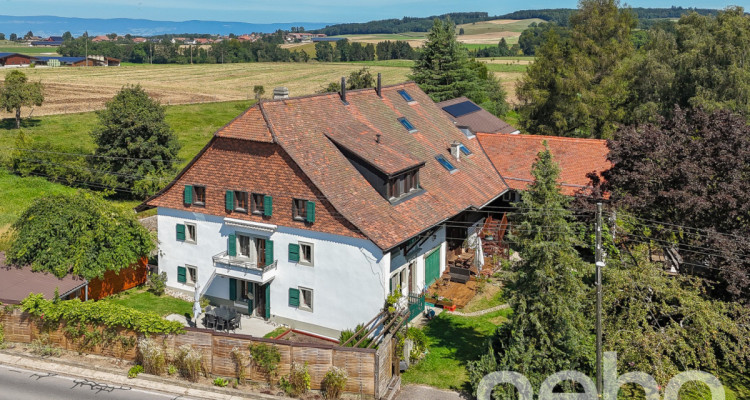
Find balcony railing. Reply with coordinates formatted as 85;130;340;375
212;251;278;274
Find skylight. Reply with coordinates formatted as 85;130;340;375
399;117;417;132
398;90;414;102
459;144;472;156
436;155;457;172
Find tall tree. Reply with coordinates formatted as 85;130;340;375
62;31;72;41
90;85;180;198
314;41;335;62
0;70;44;129
9;33;17;41
0;33;5;41
469;144;594;396
7;191;154;280
603;107;750;300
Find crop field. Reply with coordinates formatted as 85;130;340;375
0;40;60;54
0;62;412;118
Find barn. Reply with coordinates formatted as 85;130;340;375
0;53;36;67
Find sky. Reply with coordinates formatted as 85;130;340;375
0;0;746;23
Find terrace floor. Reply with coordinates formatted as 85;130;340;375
166;312;279;338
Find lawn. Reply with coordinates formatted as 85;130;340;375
402;308;511;391
103;287;192;317
0;40;60;54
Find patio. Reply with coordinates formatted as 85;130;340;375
166;312;280;337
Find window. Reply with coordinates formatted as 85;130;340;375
299;242;313;266
185;223;197;244
300;287;313;311
234;191;248;212
398;90;414;102
390;272;401;295
398;117;417;133
193;186;206;205
436;155;457;172
239;280;253;302
238;234;252;258
387;170;420;200
186;265;197;286
458;144;472;156
251;193;265;215
292;198;307;221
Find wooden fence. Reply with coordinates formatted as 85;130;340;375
0;309;399;398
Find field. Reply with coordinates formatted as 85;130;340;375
0;40;60;55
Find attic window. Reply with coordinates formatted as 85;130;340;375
388;170;420;201
436;155;457;172
399;117;417;133
398;90;414;102
459;144;472;156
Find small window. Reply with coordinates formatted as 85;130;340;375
193;186;206;205
238;234;252;258
187;265;197;286
292;198;307;221
459;144;472;156
251;193;265;215
300;287;313;311
299;242;314;266
436;155;457;172
390;271;401;295
185;223;197;244
398;117;417;133
234;191;248;213
398;90;414;102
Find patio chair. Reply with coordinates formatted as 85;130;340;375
229;314;242;331
205;313;216;330
215;315;227;331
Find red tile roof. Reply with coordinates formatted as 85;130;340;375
436;97;518;134
145;82;508;250
477;133;611;196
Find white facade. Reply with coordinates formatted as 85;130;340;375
157;207;447;337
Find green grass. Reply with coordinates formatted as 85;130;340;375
0;40;60;54
457;18;545;36
103;287;192;317
263;326;289;339
402;308;512;391
348;59;415;68
482;63;528;73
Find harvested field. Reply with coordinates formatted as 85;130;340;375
0;62;412;117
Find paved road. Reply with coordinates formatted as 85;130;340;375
0;363;190;400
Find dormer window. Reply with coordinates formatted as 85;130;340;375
399;117;417;133
388;169;420;200
398;90;414;103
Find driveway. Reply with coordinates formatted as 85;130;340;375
395;384;469;400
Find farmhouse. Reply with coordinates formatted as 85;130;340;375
30;36;65;46
478;133;611;197
437;97;520;136
0;53;35;67
139;81;509;337
33;56;121;67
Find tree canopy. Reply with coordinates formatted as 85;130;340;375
7;191;154;280
91;85;180;198
0;70;44;129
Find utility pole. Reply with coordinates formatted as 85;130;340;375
84;31;88;67
595;202;604;398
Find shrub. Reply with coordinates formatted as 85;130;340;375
248;343;280;384
339;323;371;348
213;377;229;387
136;337;166;375
174;344;204;382
128;365;144;378
280;362;310;397
0;323;4;347
396;327;428;363
230;346;248;384
167;364;177;376
322;366;348;399
29;333;61;357
148;272;167;296
199;296;210;309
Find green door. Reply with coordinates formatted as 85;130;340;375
425;249;440;287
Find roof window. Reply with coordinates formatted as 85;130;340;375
399;117;417;133
435;155;457;172
398;90;414;102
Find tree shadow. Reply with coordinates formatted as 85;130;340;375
0;117;42;130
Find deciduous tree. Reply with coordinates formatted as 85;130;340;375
0;70;44;129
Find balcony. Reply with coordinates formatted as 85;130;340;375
212;251;278;284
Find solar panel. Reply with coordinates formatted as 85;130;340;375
399;117;417;132
398;90;414;102
435;155;457;172
442;101;481;118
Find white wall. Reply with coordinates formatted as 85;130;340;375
388;226;447;296
156;207;389;334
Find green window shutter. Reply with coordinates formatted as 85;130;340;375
229;278;237;301
225;190;234;212
289;288;300;307
306;201;316;223
228;234;237;256
265;239;274;263
177;266;187;283
176;224;186;241
184;185;193;205
264;195;273;217
264;284;271;320
289;243;300;262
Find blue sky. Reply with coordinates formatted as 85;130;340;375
0;0;745;23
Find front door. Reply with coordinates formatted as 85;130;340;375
255;283;271;320
425;249;440;287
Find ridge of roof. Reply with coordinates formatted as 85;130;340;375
476;132;607;144
258;81;419;105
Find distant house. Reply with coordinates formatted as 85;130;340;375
237;34;255;42
195;38;212;44
91;35;111;42
33;56;120;67
31;36;64;47
0;53;35;67
437;97;520;137
132;37;148;43
478;133;611;198
286;32;317;42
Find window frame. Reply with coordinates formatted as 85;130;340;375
237;233;253;258
436;154;457;172
186;265;197;286
299;287;313;312
234;190;249;213
193;185;206;206
398;117;417;133
298;242;314;267
292;198;308;221
251;193;266;215
398;89;414;102
185;222;197;244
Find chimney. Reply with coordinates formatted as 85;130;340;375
376;133;381;144
450;141;462;161
376;73;382;97
273;87;289;99
340;77;347;103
